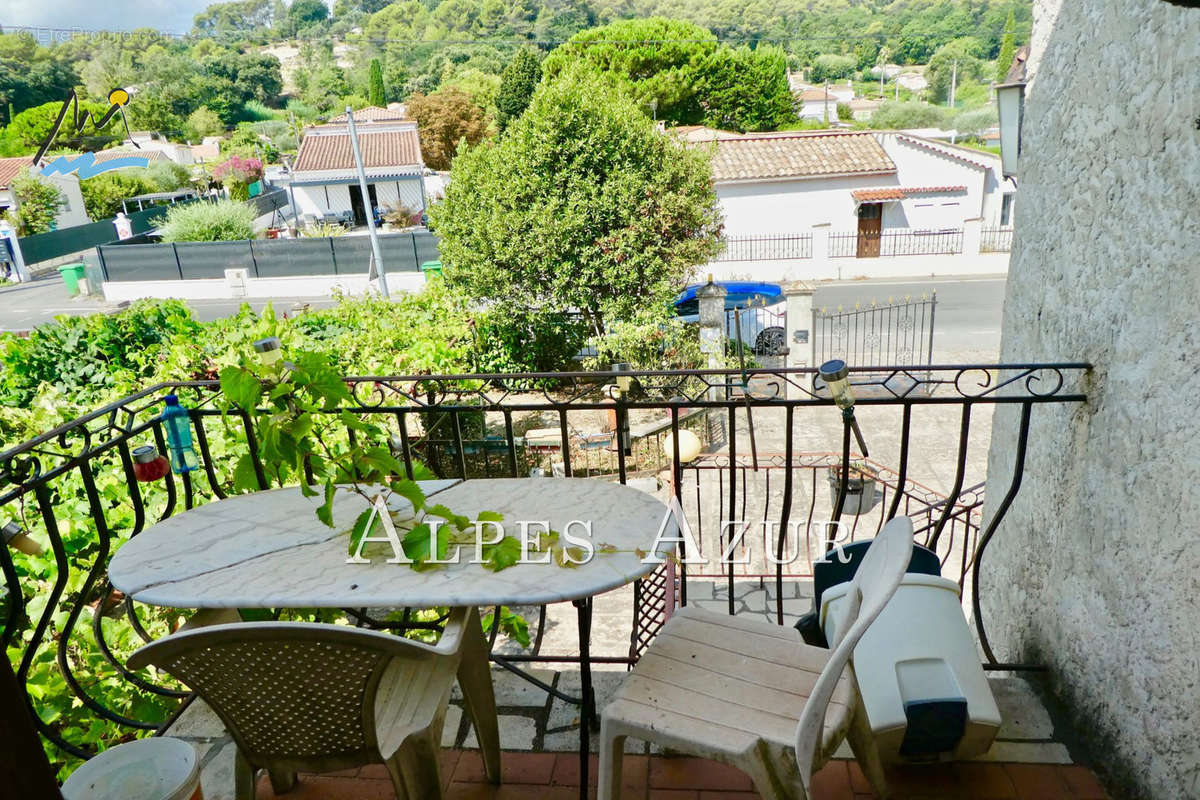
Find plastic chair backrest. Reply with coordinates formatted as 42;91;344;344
128;621;439;763
793;516;914;792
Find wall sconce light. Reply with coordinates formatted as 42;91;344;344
253;336;283;366
819;359;869;457
2;520;44;557
995;80;1025;179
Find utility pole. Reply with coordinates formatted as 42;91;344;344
949;60;958;109
346;106;389;300
824;80;830;126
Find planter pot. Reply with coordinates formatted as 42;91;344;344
827;467;880;515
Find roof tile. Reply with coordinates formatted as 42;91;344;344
293;128;423;173
705;132;895;182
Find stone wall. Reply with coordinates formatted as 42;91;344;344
980;2;1200;798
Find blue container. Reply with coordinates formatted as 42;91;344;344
161;394;199;474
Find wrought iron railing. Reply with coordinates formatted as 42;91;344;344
812;294;937;369
0;364;1089;763
716;234;812;262
830;228;964;258
981;226;1014;253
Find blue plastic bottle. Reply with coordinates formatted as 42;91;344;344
161;394;199;474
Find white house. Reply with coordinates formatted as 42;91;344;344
797;88;841;122
0;156;90;230
699;130;1015;254
284;120;426;226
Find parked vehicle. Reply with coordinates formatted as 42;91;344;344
673;281;787;355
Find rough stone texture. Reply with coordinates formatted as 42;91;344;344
981;2;1200;798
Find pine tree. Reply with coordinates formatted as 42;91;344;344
495;47;542;132
368;58;386;107
996;10;1017;83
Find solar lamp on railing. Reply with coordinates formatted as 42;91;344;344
2;520;43;557
818;359;869;457
253;336;283;366
611;362;634;455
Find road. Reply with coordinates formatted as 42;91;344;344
0;273;1005;357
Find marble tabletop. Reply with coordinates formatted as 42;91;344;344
108;478;677;609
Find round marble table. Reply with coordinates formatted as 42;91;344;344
109;477;677;799
108;478;674;608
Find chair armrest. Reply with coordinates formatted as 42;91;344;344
430;606;475;656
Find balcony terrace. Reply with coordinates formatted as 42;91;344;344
0;364;1109;799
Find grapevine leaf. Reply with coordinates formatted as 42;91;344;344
347;508;375;556
316;480;336;528
219;366;262;410
482;535;522;572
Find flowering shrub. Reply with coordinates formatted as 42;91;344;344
212;155;264;200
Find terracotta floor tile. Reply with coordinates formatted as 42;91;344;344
1004;764;1071;800
698;793;763;800
649;757;754;792
846;761;872;794
1056;766;1108;799
499;752;557;785
255;774;399;800
446;781;502;800
648;791;699;800
551;752;600;787
953;762;1017;799
811;761;854;800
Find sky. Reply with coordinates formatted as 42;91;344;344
0;0;329;36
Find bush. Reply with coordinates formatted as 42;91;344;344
868;101;949;130
473;310;589;375
159;200;255;242
809;53;857;83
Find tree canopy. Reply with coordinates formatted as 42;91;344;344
495;47;543;131
405;87;490;170
430;67;722;330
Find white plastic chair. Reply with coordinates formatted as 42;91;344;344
598;516;914;800
129;606;500;800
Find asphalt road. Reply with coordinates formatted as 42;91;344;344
0;273;1005;357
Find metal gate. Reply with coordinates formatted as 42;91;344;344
811;292;936;367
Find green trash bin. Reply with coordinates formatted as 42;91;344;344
58;263;87;296
420;260;443;281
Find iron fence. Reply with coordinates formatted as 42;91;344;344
0;364;1089;763
981;227;1014;253
812;293;937;368
830;228;964;258
716;234;812;262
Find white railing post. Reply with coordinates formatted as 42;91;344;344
963;217;983;256
783;281;816;400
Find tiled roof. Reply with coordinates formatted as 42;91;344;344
329;106;409;123
0;156;34;189
707;132;895;182
293;127;423;173
2;148;172;188
895;134;993;170
851;185;966;202
91;148;170;164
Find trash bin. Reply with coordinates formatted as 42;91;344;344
420;260;443;281
820;570;1001;764
58;262;87;296
61;736;201;800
